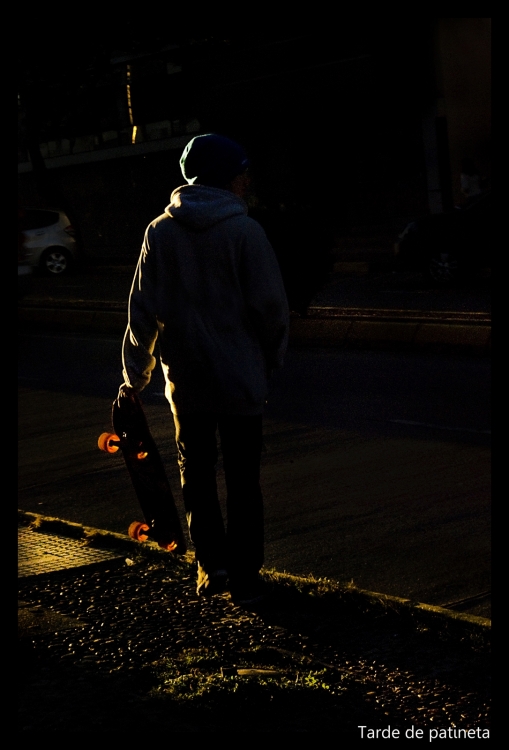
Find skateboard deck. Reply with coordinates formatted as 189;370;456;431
98;386;187;553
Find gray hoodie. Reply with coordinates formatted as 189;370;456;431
122;184;289;415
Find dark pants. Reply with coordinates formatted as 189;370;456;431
173;413;264;583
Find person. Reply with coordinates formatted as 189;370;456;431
121;134;289;605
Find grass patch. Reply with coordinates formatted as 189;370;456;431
145;646;363;731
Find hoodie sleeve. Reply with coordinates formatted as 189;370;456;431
121;228;159;391
240;219;290;371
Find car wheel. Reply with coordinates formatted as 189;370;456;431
427;252;460;286
40;247;72;275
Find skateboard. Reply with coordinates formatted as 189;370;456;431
98;385;187;553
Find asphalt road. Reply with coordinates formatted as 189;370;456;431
18;330;491;618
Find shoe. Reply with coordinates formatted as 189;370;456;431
232;590;266;608
230;576;266;607
196;568;229;597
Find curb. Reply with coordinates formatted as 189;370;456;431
18;510;491;637
290;312;491;352
18;303;491;353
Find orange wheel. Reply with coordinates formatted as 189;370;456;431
98;432;120;453
128;521;150;542
158;540;178;552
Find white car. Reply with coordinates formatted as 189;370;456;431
18;208;78;275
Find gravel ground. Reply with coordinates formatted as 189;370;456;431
18;540;490;735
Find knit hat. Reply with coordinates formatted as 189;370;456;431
180;134;250;188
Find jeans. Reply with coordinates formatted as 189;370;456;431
173;413;264;583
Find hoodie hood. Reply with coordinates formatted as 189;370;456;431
165;184;248;231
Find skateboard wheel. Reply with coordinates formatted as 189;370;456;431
98;432;120;453
136;451;148;460
128;521;150;542
158;540;178;552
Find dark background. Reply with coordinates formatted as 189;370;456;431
18;20;491;307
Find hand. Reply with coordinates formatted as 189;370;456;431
116;382;135;405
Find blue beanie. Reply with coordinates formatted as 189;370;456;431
180;134;250;188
